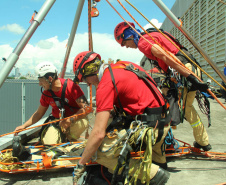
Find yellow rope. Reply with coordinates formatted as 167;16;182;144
124;0;226;91
0;151;25;170
217;0;226;5
129;128;154;185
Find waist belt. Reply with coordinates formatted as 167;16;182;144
139;106;170;143
144;106;163;114
138;106;169;128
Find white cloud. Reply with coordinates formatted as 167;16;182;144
143;19;162;30
0;24;25;35
36;40;54;49
0;33;143;76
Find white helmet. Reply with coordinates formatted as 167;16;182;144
35;62;58;78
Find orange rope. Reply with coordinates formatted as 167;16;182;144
88;0;93;52
124;0;226;91
0;106;92;138
88;0;93;108
106;0;226;110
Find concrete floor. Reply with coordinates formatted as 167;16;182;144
0;98;226;185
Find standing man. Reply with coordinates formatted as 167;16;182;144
114;21;211;151
72;51;171;185
14;62;91;144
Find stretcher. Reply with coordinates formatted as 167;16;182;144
1;137;226;174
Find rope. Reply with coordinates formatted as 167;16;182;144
0;106;92;138
106;0;226;110
163;127;179;151
0;150;24;170
88;0;93;109
217;0;226;5
129;128;154;185
195;91;211;127
88;0;93;52
107;0;199;81
195;92;210;116
124;0;226;92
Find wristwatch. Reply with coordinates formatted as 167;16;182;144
70;117;74;123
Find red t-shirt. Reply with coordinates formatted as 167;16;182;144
40;78;84;118
96;62;165;116
138;32;180;73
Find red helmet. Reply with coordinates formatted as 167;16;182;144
114;22;135;46
73;51;101;83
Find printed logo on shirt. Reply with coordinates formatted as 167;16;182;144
50;101;56;107
65;98;69;103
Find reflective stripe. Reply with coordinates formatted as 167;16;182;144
191;119;202;128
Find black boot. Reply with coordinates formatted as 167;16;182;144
149;168;170;185
12;136;31;161
193;141;212;151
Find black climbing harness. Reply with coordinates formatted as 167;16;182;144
41;79;80;119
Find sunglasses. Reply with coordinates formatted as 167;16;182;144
82;73;97;83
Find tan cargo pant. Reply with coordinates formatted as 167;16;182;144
95;123;170;181
41;118;89;145
183;63;209;146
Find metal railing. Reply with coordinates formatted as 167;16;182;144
0;79;95;135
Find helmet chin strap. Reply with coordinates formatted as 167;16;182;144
49;82;53;90
45;78;53;91
46;73;57;90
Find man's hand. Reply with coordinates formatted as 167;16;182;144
186;74;209;92
72;163;86;185
59;118;71;133
14;125;26;135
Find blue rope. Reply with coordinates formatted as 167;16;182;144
163;127;180;151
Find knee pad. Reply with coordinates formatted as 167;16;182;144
149;168;170;185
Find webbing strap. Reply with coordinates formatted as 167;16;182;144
111;143;132;185
142;28;187;50
47;79;79;118
123;63;165;106
156;120;164;143
108;65;125;114
75;52;95;77
49;79;68;111
108;62;165;109
61;78;67;109
41;152;52;168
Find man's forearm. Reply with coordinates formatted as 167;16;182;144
79;130;104;165
23;112;41;128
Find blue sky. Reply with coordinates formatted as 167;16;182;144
0;0;176;76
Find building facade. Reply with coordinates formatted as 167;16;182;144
161;0;226;86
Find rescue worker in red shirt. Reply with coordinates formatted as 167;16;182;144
72;51;171;185
14;62;90;144
114;21;211;151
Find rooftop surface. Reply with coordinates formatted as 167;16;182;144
0;97;226;185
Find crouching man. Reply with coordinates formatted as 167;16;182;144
14;62;91;145
72;51;171;185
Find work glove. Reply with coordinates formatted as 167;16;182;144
186;74;208;92
72;163;86;185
